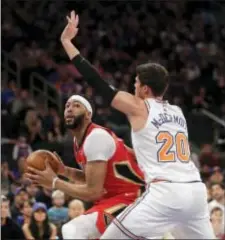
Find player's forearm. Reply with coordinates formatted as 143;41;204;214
62;166;85;183
61;39;80;60
54;179;103;201
61;40;118;105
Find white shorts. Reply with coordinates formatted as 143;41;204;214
62;212;100;239
100;182;215;239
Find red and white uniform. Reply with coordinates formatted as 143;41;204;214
74;123;144;234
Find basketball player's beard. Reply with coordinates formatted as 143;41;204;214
65;113;85;129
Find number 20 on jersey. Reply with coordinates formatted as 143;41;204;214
156;131;190;163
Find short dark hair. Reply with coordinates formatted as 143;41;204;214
136;62;169;96
211;182;225;190
211;207;222;214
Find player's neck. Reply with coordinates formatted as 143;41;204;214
144;93;163;100
72;121;91;146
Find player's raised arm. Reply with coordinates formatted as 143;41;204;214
60;11;144;117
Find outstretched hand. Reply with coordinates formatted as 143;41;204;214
61;10;79;42
25;160;57;189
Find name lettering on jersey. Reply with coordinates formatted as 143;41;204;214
151;113;187;130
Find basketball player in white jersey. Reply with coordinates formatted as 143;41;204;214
60;11;215;239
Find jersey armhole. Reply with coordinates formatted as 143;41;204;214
132;100;151;133
144;100;150;113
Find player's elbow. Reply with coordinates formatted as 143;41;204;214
86;187;104;201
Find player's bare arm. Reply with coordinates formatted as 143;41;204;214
61;166;85;183
53;151;85;183
26;160;107;202
54;161;107;201
60;11;147;121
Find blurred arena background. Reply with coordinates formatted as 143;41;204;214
1;0;225;239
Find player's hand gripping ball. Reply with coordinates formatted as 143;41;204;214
25;150;60;173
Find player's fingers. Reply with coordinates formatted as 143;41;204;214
75;14;79;26
45;159;51;169
24;174;32;182
27;167;41;175
32;182;39;187
25;173;39;181
25;177;38;185
53;151;62;162
66;16;72;23
71;10;75;22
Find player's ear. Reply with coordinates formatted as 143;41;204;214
86;111;92;120
143;85;148;92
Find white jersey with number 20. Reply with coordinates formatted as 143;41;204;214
131;98;201;183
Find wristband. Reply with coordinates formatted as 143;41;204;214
52;177;59;190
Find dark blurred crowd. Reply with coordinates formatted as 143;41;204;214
1;0;225;239
2;1;225;111
1;186;86;239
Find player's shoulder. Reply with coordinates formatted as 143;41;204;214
84;127;116;149
73;127;111;146
87;127;113;140
83;126;117;160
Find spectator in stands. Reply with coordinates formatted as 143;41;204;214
12;135;32;161
192;87;210;110
22;202;57;240
210;207;225;239
35;188;52;209
15;156;27;180
209;167;224;184
199;144;220;168
21;109;45;146
25;183;39;203
47;114;63;143
208;183;225;215
1;161;16;195
11;89;36;115
1;195;25;239
1;80;18;106
56;75;77;100
48;190;68;226
53;114;63;141
68;199;85;220
17;200;33;227
11;187;29;221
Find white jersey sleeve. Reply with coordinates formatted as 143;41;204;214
83;128;116;162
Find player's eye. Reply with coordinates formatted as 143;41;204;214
74;103;80;108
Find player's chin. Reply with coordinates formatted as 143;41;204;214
65;122;76;129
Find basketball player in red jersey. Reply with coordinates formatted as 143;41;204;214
26;95;145;239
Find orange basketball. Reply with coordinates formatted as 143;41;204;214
25;150;60;173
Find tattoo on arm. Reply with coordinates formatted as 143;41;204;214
64;167;85;183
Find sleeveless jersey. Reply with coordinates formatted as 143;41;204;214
131;99;201;183
74;123;145;200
